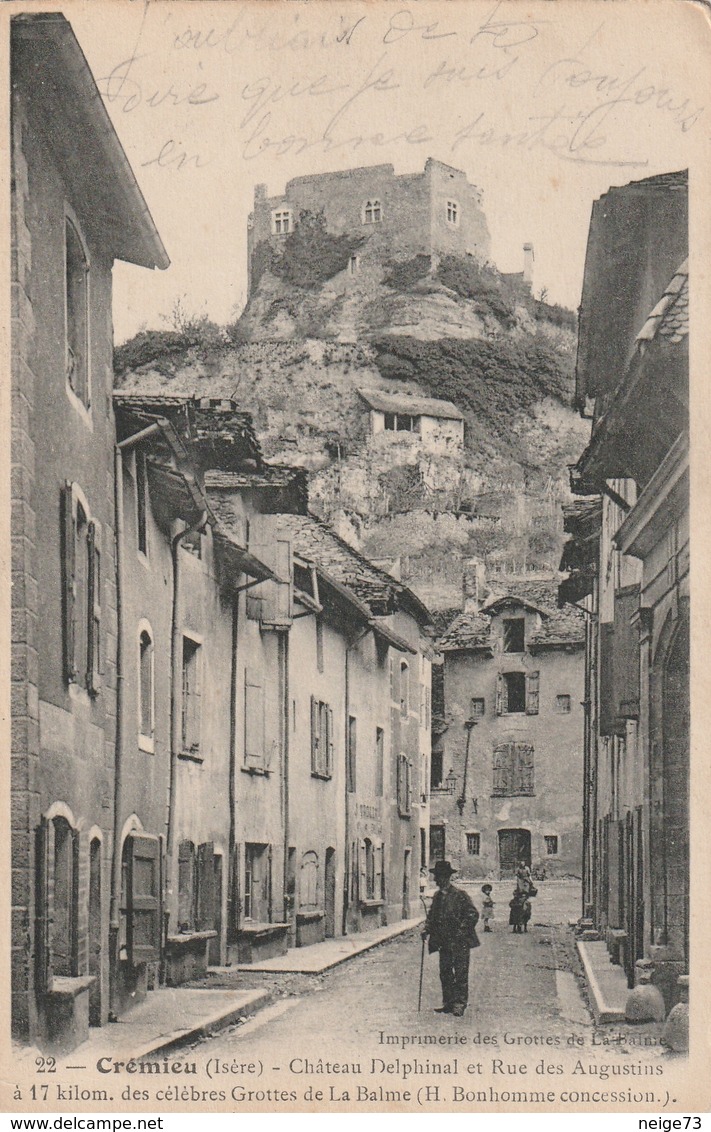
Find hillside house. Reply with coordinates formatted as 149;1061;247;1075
358;389;464;455
432;572;585;881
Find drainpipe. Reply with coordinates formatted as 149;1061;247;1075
281;630;290;929
109;424;161;1021
228;592;239;945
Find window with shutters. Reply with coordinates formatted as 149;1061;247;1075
138;624;154;753
492;742;535;796
181;636;202;756
497;671;539;715
121;832;161;964
61;483;101;694
65;215;90;410
310;697;334;778
397;754;412;817
299;850;319;910
244;670;266;769
347;716;357;793
375;727;385;796
244;843;271;921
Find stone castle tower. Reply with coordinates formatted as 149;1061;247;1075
247;157;491;291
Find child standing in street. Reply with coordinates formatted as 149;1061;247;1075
481;884;495;932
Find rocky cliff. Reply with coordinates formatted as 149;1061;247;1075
115;243;588;612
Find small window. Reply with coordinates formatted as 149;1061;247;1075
430;749;444;788
363;199;382;224
139;627;154;749
271;209;291;235
364;839;376;900
556;694;572;714
181;636;202;755
466;832;480;856
503;618;525;653
397;754;412;817
446;200;459;225
396;414;414;432
384;412;396;431
136;452;148;556
349;254;360;274
375;727;385;797
299;850;319;911
65;217;89;408
470;697;485;719
347;716;357;793
545;835;559;856
430;824;445;863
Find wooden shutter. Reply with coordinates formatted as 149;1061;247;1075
310;695;319;773
358;840;366;903
267;845;274;922
127;834;161;964
495;672;504;715
182;641;202;753
245;671;265;766
35;817;52;992
86;520;102;693
526;670;540;715
177;840;195;930
61;482;77;682
228;843;240;938
196;842;216;931
275;539;291;622
327;705;334;777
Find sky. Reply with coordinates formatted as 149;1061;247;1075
60;0;708;344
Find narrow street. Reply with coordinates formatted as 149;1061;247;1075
179;882;665;1083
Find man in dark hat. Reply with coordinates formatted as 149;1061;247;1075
422;861;480;1017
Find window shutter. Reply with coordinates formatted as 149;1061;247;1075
267;845;274;922
245;671;265;765
526;671;540;715
379;842;386;901
275;539;292;622
358;840;366;902
407;758;413;813
196;842;216;931
327;705;334;776
86;520;102;693
495;672;504;715
35;817;52;992
310;695;318;773
178;840;195;930
61;482;77;682
228;843;241;938
127;834;161;964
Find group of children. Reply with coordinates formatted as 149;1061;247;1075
479;862;536;935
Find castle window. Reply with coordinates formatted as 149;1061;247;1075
555;694;571;714
349;255;360;274
470;697;485;719
271;209;291;235
466;833;480;856
363;199;382;224
545;835;559;856
446;200;459;225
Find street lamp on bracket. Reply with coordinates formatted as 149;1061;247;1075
456;717;478;815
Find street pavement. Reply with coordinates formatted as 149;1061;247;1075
178;882;668;1077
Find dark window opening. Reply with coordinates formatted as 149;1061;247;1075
556;694;571;714
375;727;385;796
503;618;525;653
347;715;357;793
65;218;89;407
470;697;485;719
431;749;444;788
181;637;202;755
545;835;559;856
139;629;154;743
503;671;526;713
466;833;480;856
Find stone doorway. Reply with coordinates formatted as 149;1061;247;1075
498;828;531;876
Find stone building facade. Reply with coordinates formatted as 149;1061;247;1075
248;158;491;290
561;171;689;1011
10;14;169;1048
431;572;585;881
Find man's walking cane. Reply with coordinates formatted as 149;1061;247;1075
418;892;429;1013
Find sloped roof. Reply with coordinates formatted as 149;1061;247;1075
277;513;432;625
636;259;688;346
358;388;464;421
438;578;584;652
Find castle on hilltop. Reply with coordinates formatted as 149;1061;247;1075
248;158;492;291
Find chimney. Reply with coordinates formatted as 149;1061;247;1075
462;558;486;614
523;242;534;287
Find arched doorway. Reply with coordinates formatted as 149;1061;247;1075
662;620;689;963
324;848;336;938
498;829;531;877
